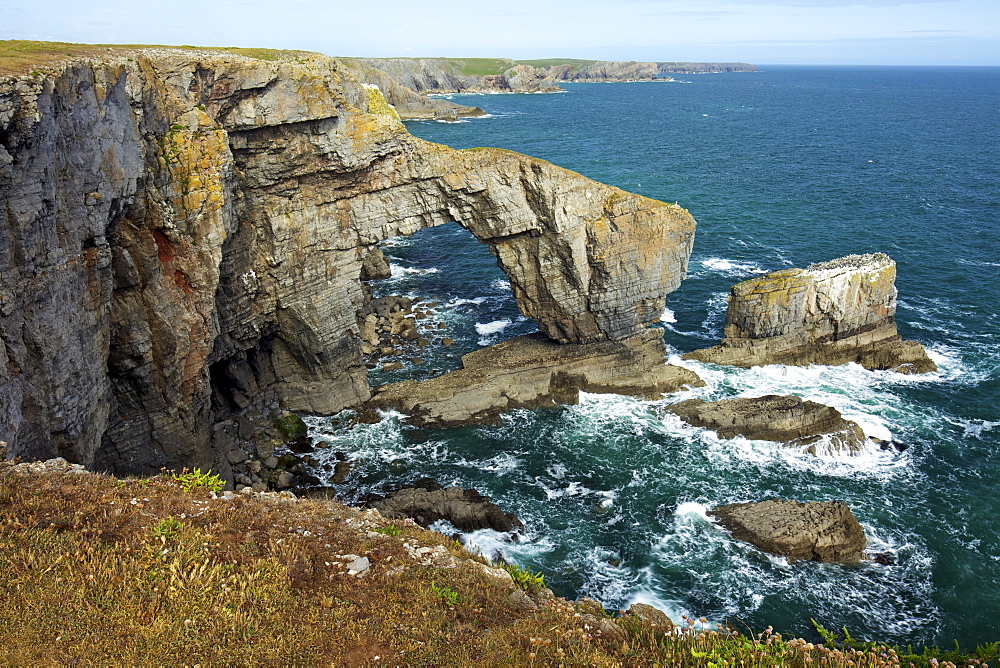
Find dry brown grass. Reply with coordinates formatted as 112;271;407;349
1;462;993;666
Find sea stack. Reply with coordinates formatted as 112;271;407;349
685;253;936;373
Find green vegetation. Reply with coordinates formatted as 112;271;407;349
273;412;308;441
0;461;995;665
170;467;225;494
152;515;183;538
515;57;599;70
501;562;546;593
373;525;403;537
430;582;466;607
445;57;514;76
813;619;1000;667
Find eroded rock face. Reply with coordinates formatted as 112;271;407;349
366;329;703;427
0;50;695;474
709;499;867;563
665;394;866;455
684;254;936;373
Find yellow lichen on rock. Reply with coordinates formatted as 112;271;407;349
362;83;400;120
161;108;229;241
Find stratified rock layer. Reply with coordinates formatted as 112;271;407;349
666;394;866;455
366;329;703;427
685;254;936;373
709;499;867;563
0;49;696;475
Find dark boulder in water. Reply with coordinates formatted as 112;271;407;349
708;499;867;563
366;482;523;533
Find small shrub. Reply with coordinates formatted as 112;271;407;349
430;582;465;607
373;525;402;537
171;468;224;494
501;562;545;593
153;516;183;538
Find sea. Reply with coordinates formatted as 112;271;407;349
304;66;1000;649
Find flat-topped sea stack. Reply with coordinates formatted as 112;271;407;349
685;254;936;373
709;499;867;563
367;329;703;427
666;394;866;456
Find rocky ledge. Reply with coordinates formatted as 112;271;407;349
665;394;867;456
684;254;936;373
365;328;703;427
709;499;867;563
365;479;523;533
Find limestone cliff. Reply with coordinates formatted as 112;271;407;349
0;48;696;476
338;58;757;120
685;254;935;373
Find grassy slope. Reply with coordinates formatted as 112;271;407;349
0;463;993;666
0;40;319;77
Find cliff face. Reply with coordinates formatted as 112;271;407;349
684;254;935;373
0;50;696;475
339;59;757;119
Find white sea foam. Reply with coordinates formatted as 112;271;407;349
659;308;677;323
443;296;487;308
389;263;440;277
480;452;521;475
475;319;512;336
491;277;511;292
674;501;711;521
699;256;769;276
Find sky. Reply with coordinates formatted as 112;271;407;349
1;0;998;66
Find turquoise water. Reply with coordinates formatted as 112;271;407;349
306;67;1000;648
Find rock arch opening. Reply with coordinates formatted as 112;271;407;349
356;222;536;389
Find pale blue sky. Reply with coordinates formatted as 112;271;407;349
2;0;997;66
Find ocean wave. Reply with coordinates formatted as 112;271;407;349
442;296;487;308
389;263;440;277
659;308;677;323
474;319;512;345
698;256;770;277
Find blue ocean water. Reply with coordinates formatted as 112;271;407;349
307;67;1000;648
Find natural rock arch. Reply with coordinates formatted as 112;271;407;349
1;51;696;478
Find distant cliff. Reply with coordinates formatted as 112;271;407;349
0;45;695;478
338;57;756;119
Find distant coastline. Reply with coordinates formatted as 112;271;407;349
337;57;757;119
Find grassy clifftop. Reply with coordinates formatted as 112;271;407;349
0;40;321;76
1;460;993;665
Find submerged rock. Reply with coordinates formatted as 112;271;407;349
709;499;867;563
665;394;867;455
366;482;523;533
366;328;703;427
685;254;936;373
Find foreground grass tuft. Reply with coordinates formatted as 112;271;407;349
0;460;995;666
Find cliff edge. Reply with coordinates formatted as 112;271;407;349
0;46;696;477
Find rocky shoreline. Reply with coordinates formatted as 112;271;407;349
0;45;945;639
338;58;757;119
